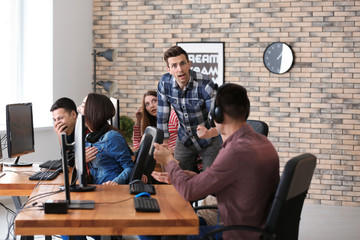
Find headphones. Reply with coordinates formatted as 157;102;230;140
209;83;232;127
209;83;250;127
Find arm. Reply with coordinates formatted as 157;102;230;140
167;110;179;149
157;80;171;139
132;124;141;150
108;133;135;184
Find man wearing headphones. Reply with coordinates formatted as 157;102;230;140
157;46;221;172
153;83;280;240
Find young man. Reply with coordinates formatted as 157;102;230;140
153;83;280;240
157;46;221;171
50;97;97;166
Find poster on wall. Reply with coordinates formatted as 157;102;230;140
176;42;224;86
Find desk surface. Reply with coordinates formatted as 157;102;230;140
15;184;199;236
0;164;65;196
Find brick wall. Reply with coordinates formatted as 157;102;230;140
93;0;360;207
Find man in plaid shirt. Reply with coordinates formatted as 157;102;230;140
157;46;221;171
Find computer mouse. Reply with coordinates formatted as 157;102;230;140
135;192;151;198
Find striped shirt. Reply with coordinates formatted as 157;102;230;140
157;70;216;150
132;109;178;150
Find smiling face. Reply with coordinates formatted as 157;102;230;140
144;95;157;117
167;54;191;90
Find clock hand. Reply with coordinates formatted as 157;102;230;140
277;52;282;60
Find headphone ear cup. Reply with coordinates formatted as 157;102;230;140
214;105;224;124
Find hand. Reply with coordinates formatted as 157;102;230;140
135;107;143;124
85;146;98;163
197;125;209;139
141;174;148;183
54;121;68;136
102;181;118;185
151;171;171;184
153;143;176;166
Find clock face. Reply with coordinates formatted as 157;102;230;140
263;42;294;74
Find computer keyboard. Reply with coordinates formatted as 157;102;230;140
129;180;156;195
134;197;160;212
29;169;61;181
39;159;63;170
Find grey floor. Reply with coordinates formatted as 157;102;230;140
1;196;359;240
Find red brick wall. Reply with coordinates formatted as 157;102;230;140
93;0;360;206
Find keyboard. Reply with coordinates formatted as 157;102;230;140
129;180;156;195
133;197;160;212
39;159;63;170
29;169;61;181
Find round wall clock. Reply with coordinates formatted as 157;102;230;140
263;42;294;74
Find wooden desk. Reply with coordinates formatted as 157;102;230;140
0;165;65;196
15;184;199;236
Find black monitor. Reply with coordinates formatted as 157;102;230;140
110;97;120;129
62;113;96;192
4;103;34;167
129;126;164;182
60;133;95;209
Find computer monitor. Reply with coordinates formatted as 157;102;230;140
129;126;164;182
110;97;120;129
4;103;34;167
60;133;95;209
59;113;95;192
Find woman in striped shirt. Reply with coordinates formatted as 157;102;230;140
132;90;178;150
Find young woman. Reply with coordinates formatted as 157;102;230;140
84;93;134;185
132;90;178;150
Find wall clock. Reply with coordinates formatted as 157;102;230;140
263;42;294;74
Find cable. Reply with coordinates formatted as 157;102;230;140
95;196;133;205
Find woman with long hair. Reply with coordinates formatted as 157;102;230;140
132;90;178;150
84;93;134;185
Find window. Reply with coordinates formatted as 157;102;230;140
0;0;53;130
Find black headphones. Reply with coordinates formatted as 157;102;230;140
209;83;232;127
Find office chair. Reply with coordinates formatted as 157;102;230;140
200;153;317;240
247;119;269;137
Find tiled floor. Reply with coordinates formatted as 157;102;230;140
1;196;359;240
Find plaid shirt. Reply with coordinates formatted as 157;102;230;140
157;70;216;150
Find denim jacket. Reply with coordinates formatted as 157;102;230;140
85;130;134;184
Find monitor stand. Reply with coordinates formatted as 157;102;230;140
3;156;33;167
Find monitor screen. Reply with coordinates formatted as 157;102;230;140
129;126;164;183
110;97;120;129
5;103;34;166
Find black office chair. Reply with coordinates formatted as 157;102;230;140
247;119;269;137
201;153;317;240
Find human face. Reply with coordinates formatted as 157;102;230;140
167;54;191;90
144;95;157;117
77;96;87;115
52;108;77;135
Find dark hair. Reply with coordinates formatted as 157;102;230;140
216;84;250;121
84;93;115;132
163;46;189;67
50;97;77;114
141;90;157;134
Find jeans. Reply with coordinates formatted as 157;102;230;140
174;136;221;171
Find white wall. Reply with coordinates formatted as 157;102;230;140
0;0;93;164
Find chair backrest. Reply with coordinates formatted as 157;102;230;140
265;153;317;240
246;120;269;137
